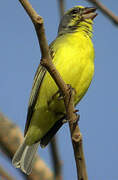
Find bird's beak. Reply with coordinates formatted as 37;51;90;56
82;7;97;20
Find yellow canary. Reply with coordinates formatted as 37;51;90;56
12;6;97;174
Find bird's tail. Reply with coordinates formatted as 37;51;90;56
12;139;39;175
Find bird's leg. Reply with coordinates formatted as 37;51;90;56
57;90;64;100
47;89;64;107
52;90;61;100
64;110;80;125
48;85;79;125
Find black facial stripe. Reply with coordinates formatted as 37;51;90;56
71;9;79;14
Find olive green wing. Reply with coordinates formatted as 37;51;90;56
24;40;65;141
24;64;47;136
24;42;56;136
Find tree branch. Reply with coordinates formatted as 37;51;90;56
18;0;88;179
67;89;88;180
86;0;118;25
50;138;62;180
57;0;65;18
0;165;15;180
0;112;54;180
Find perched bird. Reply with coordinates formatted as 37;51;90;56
12;6;97;174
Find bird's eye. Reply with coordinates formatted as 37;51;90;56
71;9;78;15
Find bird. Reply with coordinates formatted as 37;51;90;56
12;6;97;174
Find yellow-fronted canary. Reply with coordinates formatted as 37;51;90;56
12;6;97;174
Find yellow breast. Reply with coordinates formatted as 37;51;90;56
37;31;94;110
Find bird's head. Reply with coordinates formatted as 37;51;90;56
58;6;97;38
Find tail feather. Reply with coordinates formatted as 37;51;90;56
12;140;26;168
12;140;39;175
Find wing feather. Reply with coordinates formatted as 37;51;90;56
24;64;46;135
24;43;55;136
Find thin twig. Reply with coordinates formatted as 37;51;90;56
0;165;15;180
57;0;65;18
50;138;62;180
0;112;54;180
18;0;88;179
67;89;88;180
86;0;118;25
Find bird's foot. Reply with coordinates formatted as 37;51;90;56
62;110;80;124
